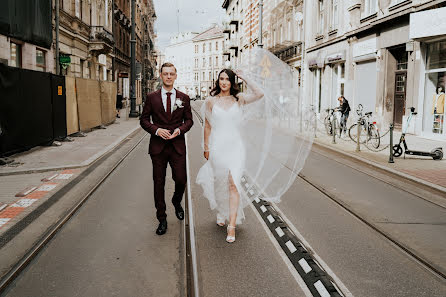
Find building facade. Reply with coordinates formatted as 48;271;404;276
304;0;446;140
193;25;225;98
165;32;199;97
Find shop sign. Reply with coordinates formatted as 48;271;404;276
325;51;345;63
410;7;446;40
353;38;376;58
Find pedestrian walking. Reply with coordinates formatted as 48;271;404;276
140;62;194;235
338;96;351;136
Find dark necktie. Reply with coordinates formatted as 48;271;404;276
166;92;172;118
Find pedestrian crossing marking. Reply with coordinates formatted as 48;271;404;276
275;227;285;237
298;258;312;274
285;240;297;253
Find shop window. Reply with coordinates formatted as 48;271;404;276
10;42;22;68
423;41;446;135
36;49;46;71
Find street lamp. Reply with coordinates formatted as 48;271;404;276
129;0;139;117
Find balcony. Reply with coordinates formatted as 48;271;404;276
223;22;231;34
223;44;231;56
230;13;240;30
274;42;302;61
89;26;114;54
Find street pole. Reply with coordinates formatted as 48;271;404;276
55;0;60;75
129;0;138;117
258;0;263;48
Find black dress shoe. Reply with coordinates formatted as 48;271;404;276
156;220;167;235
175;205;185;221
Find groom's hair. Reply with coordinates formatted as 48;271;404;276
160;62;177;73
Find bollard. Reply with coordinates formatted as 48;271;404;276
388;123;394;163
356;119;361;152
332;116;336;144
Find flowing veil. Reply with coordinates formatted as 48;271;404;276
200;47;314;210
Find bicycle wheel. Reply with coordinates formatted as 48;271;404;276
348;123;367;143
324;116;332;135
368;124;380;148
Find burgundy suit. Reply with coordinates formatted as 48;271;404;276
140;88;193;222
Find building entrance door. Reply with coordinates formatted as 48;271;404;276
394;71;407;128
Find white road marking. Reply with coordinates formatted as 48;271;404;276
260;205;267;213
267;215;275;223
43;174;59;181
249;189;255;195
0;218;11;227
23;187;38;196
254;197;260;203
241;177;246;182
285;240;297;253
37;184;57;192
0;204;7;212
298;258;312;274
11;199;37;208
56;174;73;180
272;202;354;297
248;202;313;297
275;227;285;237
314;280;330;297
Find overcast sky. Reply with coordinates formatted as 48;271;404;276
153;0;226;51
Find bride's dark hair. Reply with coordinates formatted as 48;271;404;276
210;69;240;100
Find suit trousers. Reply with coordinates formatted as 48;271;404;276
150;142;187;222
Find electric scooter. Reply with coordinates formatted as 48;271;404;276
393;107;443;160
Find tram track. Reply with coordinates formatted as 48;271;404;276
190;102;446;296
0;130;148;293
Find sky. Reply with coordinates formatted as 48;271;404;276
153;0;226;51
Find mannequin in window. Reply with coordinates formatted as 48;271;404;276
432;85;445;115
432;85;445;134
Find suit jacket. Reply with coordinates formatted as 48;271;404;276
140;89;194;155
432;94;445;114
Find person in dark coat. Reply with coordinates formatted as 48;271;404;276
338;96;350;135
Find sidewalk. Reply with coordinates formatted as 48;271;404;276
0;114;141;233
313;123;446;191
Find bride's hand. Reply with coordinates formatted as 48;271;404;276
204;151;209;160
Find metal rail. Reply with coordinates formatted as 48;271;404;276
0;132;147;292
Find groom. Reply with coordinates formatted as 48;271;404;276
140;62;194;235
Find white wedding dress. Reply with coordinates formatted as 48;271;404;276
196;48;314;224
196;95;251;224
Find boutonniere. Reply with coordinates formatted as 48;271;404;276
173;99;184;111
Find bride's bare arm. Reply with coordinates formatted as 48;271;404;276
203;100;212;160
235;69;264;104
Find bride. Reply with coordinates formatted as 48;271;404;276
196;48;314;243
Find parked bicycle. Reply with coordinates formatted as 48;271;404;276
324;107;341;136
348;104;380;148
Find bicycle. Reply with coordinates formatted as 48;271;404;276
348;104;380;148
323;108;341;136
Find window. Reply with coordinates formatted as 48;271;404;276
202;72;205;80
397;53;408;70
209;57;212;66
202;58;205;67
209;72;211;81
216;41;219;51
216;56;218;66
10;42;21;68
209;43;212;52
195;58;198;68
36;49;46;71
75;0;82;18
287;20;291;41
195;45;198;53
331;0;338;29
202;43;205;53
280;25;283;43
365;0;378;15
318;0;324;34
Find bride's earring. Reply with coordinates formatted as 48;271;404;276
226;225;236;243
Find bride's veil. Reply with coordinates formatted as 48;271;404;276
236;47;314;203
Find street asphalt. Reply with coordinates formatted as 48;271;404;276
2;109;445;297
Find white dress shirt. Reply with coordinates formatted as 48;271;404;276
155;87;180;136
161;87;176;113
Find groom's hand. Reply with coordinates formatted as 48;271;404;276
157;128;171;140
168;128;180;139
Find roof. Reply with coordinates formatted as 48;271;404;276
192;26;224;41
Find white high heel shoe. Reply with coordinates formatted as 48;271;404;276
216;213;225;227
226;225;236;243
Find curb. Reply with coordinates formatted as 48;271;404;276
0;125;142;177
313;141;446;194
